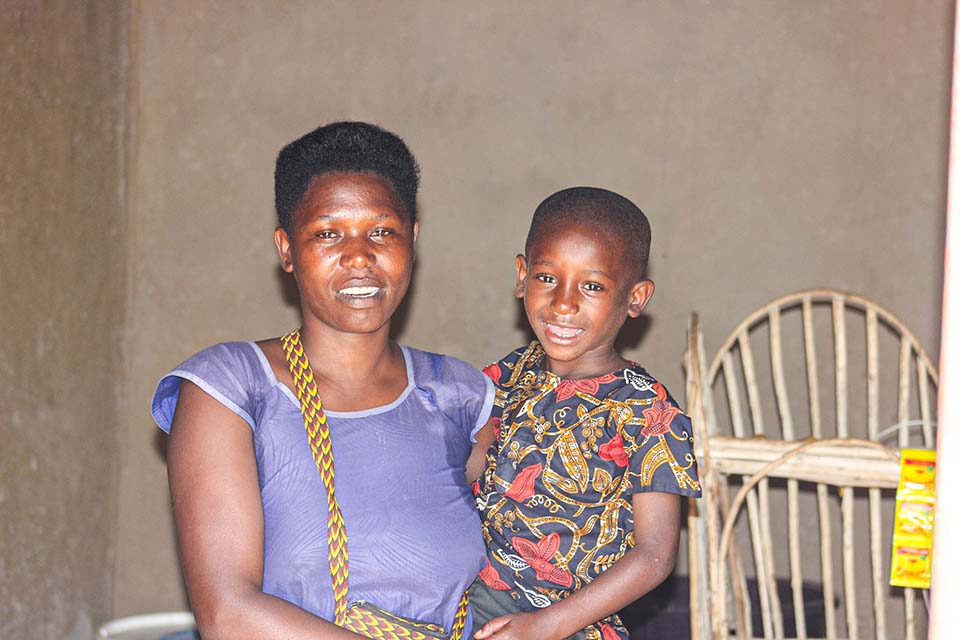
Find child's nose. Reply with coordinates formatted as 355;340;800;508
551;287;580;315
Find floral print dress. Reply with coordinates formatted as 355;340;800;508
474;342;701;640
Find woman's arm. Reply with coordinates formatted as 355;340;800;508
474;491;680;640
167;380;362;640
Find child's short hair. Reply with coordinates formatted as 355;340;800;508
525;187;651;279
274;121;420;232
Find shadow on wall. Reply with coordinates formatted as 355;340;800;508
621;575;830;640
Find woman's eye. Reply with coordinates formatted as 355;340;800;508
535;274;556;284
370;228;393;238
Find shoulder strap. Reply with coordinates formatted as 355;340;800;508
281;329;469;638
281;329;350;624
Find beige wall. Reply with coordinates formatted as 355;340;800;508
0;3;130;638
0;0;949;631
114;0;952;617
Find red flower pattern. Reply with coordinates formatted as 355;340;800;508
597;433;630;467
490;416;501;441
641;399;680;437
483;363;502;384
598;622;621;640
504;462;542;502
652;381;668;401
511;532;574;587
479;559;511;590
555;374;619;402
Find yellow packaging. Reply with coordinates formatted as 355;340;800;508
889;449;936;589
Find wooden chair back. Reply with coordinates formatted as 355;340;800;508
686;290;937;640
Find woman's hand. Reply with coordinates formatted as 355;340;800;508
474;610;560;640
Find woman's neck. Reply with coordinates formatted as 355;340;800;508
299;321;397;382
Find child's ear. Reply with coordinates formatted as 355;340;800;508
626;279;655;318
514;254;528;298
274;227;294;273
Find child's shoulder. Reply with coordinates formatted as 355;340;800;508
482;342;543;387
612;365;681;404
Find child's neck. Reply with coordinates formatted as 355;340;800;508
542;349;632;380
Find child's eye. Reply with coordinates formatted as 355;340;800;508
535;274;556;284
315;230;339;240
583;282;604;292
370;228;393;238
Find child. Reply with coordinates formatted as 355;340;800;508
151;122;495;639
471;187;701;640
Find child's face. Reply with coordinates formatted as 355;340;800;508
517;221;653;378
274;172;418;337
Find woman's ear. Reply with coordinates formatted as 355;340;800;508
626;279;655;318
515;254;528;298
274;227;294;273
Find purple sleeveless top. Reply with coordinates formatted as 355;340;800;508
152;341;494;630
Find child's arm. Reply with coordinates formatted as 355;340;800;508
475;491;680;640
466;418;497;484
167;381;363;640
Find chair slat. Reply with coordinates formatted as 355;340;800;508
817;482;837;639
832;297;848;438
722;353;747;438
804;297;837;638
917;356;934;448
841;488;859;640
770;309;806;637
738;331;765;436
802;297;823;438
738;331;783;636
905;587;916;640
898;338;911;448
869;488;887;640
866;309;879;441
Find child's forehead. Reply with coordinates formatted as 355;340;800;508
529;218;626;255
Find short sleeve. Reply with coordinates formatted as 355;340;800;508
481;345;530;421
626;381;702;498
151;342;265;433
408;349;496;443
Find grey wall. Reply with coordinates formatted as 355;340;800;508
0;3;130;638
0;0;950;632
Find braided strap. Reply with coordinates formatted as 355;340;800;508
281;329;350;624
281;329;468;639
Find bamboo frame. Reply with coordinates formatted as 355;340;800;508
687;289;939;640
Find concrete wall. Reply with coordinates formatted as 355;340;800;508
0;3;130;638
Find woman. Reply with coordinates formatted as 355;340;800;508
152;122;495;638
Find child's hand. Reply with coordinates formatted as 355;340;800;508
474;611;556;640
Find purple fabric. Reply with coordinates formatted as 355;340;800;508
152;341;494;631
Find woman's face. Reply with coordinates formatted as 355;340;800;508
274;171;418;337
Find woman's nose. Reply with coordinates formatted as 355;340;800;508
340;237;375;269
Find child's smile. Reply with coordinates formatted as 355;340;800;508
516;221;653;379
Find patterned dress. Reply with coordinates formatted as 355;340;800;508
474;342;701;640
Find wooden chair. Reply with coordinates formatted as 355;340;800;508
685;290;937;640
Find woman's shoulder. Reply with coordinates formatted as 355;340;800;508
402;345;483;387
152;340;275;432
